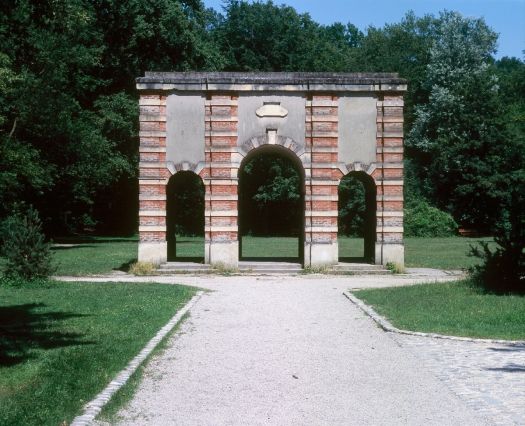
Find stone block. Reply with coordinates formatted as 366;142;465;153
138;242;167;264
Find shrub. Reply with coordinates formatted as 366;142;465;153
0;207;55;280
404;199;458;237
469;184;524;294
386;262;406;274
129;261;157;275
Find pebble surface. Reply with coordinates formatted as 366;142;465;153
78;274;507;426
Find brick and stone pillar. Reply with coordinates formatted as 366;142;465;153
374;94;405;265
203;95;239;267
305;95;340;267
138;93;169;264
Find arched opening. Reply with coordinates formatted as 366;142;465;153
238;145;305;264
166;171;205;262
338;172;376;262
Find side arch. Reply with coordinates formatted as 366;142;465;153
166;170;205;261
337;169;377;262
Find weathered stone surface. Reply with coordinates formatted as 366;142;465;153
136;73;406;268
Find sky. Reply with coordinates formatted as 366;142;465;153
203;0;525;59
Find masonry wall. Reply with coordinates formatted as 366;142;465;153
138;93;168;264
137;81;405;267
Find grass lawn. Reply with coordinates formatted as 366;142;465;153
0;280;196;425
4;235;492;276
51;236;138;276
173;235;204;259
404;237;494;270
241;236;299;259
354;280;525;340
338;237;365;259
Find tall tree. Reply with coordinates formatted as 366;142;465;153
212;0;360;71
0;0;221;233
406;11;513;229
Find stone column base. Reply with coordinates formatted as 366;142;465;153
375;243;404;266
138;242;167;265
305;242;338;267
207;241;239;268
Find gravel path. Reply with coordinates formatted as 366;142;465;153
394;334;525;425
78;274;494;426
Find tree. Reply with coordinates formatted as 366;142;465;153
470;168;524;293
354;12;438;128
406;11;512;230
0;0;221;234
211;0;359;71
0;207;55;281
338;176;366;236
239;154;301;236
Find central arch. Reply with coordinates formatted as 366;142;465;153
237;142;306;265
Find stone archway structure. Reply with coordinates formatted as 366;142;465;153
237;139;307;263
136;72;406;268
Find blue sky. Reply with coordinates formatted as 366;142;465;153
203;0;525;59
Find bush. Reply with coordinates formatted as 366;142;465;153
129;261;157;275
386;262;406;274
469;184;524;294
404;199;458;237
0;207;55;280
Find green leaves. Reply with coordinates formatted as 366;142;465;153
405;11;516;229
0;0;523;239
0;207;55;280
211;0;360;72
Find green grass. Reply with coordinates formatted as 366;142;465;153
52;236;137;275
404;237;494;270
354;280;525;340
241;236;299;258
173;235;204;259
4;235;492;276
338;237;364;258
0;280;196;425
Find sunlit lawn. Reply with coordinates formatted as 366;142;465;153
171;236;493;269
354;280;525;340
175;236;364;259
0;235;493;276
404;237;494;270
0;280;196;425
51;236;138;276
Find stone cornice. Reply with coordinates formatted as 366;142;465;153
136;72;407;92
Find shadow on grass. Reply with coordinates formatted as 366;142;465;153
53;237;137;244
170;257;205;263
0;303;92;366
116;259;138;272
240;257;300;262
339;256;372;264
50;245;96;251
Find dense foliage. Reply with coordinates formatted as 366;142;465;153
0;1;523;255
0;207;55;280
404;199;457;237
167;171;205;237
239;154;302;236
469;170;524;293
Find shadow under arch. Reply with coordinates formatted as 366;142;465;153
166;170;205;262
238;143;306;265
338;170;377;263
